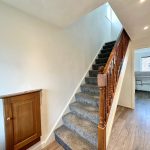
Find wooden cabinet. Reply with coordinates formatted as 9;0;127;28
1;90;41;150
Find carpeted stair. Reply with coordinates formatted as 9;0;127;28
54;41;116;150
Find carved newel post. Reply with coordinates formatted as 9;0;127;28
97;66;107;150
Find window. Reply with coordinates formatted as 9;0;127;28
141;56;150;71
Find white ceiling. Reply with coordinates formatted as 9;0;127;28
109;0;150;41
1;0;106;27
1;0;150;43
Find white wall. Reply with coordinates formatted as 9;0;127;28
134;48;150;91
118;44;135;108
135;48;150;72
0;2;122;149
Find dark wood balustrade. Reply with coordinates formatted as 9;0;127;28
97;29;130;150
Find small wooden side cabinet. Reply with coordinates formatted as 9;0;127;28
0;89;42;150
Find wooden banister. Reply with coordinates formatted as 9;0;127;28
97;29;130;150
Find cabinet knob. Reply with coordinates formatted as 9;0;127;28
6;117;13;121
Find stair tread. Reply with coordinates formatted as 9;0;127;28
70;102;99;124
55;125;96;150
76;92;99;99
93;63;106;66
85;76;97;79
75;92;99;107
96;58;108;61
85;76;97;85
63;113;98;146
89;70;99;73
89;70;98;77
98;52;110;58
81;83;98;87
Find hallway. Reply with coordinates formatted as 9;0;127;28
108;91;150;150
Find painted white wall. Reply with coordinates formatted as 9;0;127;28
108;5;122;41
135;48;150;72
0;2;122;149
134;48;150;91
118;44;135;108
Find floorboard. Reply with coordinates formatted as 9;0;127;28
42;141;64;150
108;92;150;150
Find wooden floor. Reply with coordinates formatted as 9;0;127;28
45;92;150;150
42;141;63;150
108;94;150;150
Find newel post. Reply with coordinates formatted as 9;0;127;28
98;66;107;150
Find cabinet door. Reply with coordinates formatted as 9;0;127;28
4;92;41;150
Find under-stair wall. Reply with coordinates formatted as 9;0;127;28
118;43;135;109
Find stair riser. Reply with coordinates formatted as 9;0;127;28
80;86;99;96
101;49;112;54
103;44;114;49
63;117;98;146
92;64;105;70
95;58;108;64
85;78;97;85
75;94;99;107
55;135;71;150
70;105;99;124
89;71;98;77
98;53;110;58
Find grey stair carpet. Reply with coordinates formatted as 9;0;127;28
80;84;99;96
55;126;97;150
92;63;106;70
85;77;97;85
70;102;99;124
54;41;115;150
75;92;99;107
62;113;98;146
89;70;98;77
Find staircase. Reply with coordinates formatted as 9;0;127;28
54;41;116;150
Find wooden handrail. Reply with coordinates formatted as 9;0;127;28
97;29;130;150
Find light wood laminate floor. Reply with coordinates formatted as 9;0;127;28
108;95;150;150
42;141;63;150
45;92;150;150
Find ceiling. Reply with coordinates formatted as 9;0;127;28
1;0;150;44
109;0;150;42
1;0;106;27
